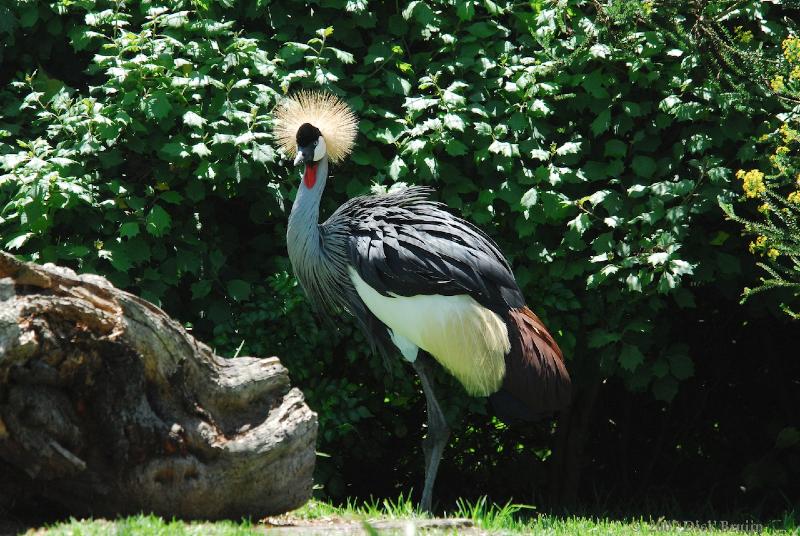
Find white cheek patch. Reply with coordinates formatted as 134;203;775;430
313;136;326;161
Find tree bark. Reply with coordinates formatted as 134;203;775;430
0;252;317;520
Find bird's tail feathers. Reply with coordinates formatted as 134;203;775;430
491;307;571;421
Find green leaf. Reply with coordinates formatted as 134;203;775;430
667;353;694;380
567;213;591;235
192;142;212;157
652;359;669;378
385;72;411;96
145;205;172;237
442;89;465;107
474;122;492;136
647;252;669;266
669;259;694;276
520;188;538;208
5;232;33;250
631;155;656;178
159;191;183;204
625;273;642;292
530;148;550;161
19;6;39;28
456;0;475;20
591;109;610;136
405;139;426;154
445;139;468;156
488;140;515;157
443;113;465;131
388;156;407;180
652;376;678;402
588;329;621;349
709;231;729;246
402;1;420;19
604;139;627;158
530;99;551;116
65;245;90;258
143;91;172;120
191;280;213;299
555;141;581;156
183;111;206;127
687;133;711;154
119;222;140;238
185;179;205;202
227;279;251;301
328;47;355;64
707;167;730;184
161;141;190;160
252;144;276;164
619;344;644;371
106;246;132;272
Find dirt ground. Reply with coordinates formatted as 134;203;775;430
1;516;486;535
262;516;484;535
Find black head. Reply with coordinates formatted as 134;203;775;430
296;123;321;148
295;123;323;165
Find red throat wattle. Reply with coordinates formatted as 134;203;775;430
303;163;318;189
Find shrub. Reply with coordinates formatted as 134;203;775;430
722;35;800;318
0;0;795;509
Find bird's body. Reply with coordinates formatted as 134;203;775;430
275;92;570;511
289;182;569;416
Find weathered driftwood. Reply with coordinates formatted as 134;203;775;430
0;251;317;519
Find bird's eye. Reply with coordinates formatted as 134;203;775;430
313;140;318;147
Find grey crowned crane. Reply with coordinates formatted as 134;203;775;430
274;92;571;511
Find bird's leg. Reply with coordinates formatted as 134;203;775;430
411;353;450;513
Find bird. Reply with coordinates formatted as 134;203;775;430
273;91;571;512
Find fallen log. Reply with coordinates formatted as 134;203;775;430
0;252;317;519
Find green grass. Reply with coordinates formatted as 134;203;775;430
24;498;798;535
28;516;257;535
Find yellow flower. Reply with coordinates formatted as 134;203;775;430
749;235;767;254
788;191;800;204
781;123;800;144
776;145;790;155
783;36;800;63
780;123;800;145
738;169;766;198
792;65;800;81
771;75;785;93
767;248;780;261
734;26;753;44
758;203;770;214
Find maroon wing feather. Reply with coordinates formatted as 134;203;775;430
501;307;571;416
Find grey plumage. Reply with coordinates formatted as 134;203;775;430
287;156;352;316
288;169;525;361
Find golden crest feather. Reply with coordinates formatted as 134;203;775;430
273;91;358;164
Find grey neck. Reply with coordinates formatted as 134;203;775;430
287;155;329;276
288;156;328;232
285;154;356;315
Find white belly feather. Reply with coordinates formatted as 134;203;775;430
348;267;509;396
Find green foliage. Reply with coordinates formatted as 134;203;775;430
721;35;800;318
0;0;794;503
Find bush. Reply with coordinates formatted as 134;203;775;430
1;0;797;514
722;35;800;318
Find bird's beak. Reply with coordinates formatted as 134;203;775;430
293;152;304;166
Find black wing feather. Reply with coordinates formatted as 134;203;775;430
325;186;524;314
